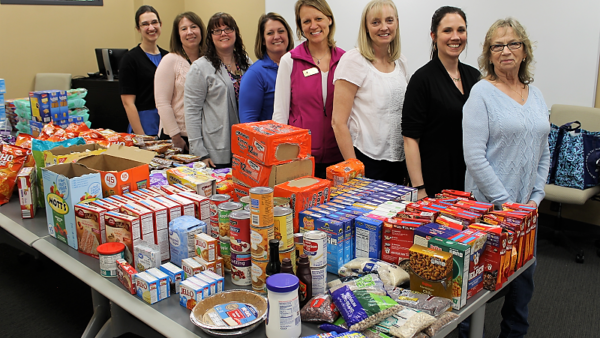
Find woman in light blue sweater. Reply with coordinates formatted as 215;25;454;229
463;18;549;338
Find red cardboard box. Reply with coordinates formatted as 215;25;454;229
120;203;155;244
135;199;170;261
274;177;331;233
165;194;195;217
469;224;509;291
231;120;311;166
17;166;37;219
74;203;107;258
231;154;314;187
178;192;210;221
151;196;182;223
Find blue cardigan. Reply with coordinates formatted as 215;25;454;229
238;55;278;123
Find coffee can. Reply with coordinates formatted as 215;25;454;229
229;210;251;253
303;230;327;268
279;246;297;273
273;207;294;251
251;259;268;293
231;251;252;286
217;201;243;240
311;264;327;296
249;187;273;227
250;223;274;261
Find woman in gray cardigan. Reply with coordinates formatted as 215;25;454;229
184;12;251;168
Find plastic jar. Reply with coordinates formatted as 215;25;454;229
265;273;301;338
97;242;126;277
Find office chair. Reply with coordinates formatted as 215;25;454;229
34;73;72;91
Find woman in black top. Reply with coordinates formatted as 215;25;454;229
402;6;480;199
119;5;168;136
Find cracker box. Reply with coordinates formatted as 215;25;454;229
169;216;206;265
231;120;311;166
315;217;344;273
165;194;195;217
232;154;314;187
194;256;224;277
137;199;170;261
74;203;107;258
449;229;488;299
135;271;160;304
195;233;218;262
43;144;107;167
160;262;184;294
354;216;383;260
180;280;204;309
17;166;38;219
483;211;527;269
77;145;155;196
178;192;210;221
146;268;171;300
104;211;139;264
29;91;52;123
166;166;216;197
121;203;155;243
503;203;537;263
152;196;182;223
42;163;103;250
274;177;331;233
201;270;225;293
182;257;204;279
409;244;454;299
116;258;138;294
326;159;365;186
428;237;471;310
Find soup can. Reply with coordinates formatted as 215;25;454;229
273;207;294;251
303;230;327;268
294;233;303;264
311;264;327;296
239;196;250;209
250;224;274;261
273;197;290;208
229;210;251;253
279;246;297;273
209;194;231;239
219;239;231;272
249;187;273;227
251;259;268;293
217;201;243;240
231;251;252;286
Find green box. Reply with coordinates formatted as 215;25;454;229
428;236;471;310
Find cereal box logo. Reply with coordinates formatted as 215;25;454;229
105;173;117;188
121;172;129;182
47;193;69;214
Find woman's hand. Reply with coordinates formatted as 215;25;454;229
526;200;538;209
202;158;216;168
171;133;188;152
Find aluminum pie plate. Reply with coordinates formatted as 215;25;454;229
189;289;268;334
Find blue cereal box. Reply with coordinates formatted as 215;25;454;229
135;271;160;304
298;210;324;233
169;216;205;265
0;78;5;94
159;262;184;294
354;216;383;259
315;217;345;273
146;268;170;300
42;163;102;250
29;91;52;123
326;214;352;264
180;280;204;309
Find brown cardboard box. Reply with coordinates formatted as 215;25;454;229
43;143;107;167
409;244;453;300
232;154;314;187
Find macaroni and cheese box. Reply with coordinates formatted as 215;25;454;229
42;163;103;250
135;271;160;304
74;203;107;258
428;237;471;310
232;154;314;187
274;177;331;233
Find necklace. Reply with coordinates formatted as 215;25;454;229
451;77;461;82
311;52;327;65
498;78;525;102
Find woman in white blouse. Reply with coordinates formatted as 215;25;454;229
331;0;409;184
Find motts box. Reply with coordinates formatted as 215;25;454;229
274;177;331;233
77;145;155;196
43;143;107;167
231;120;311;166
231;154;314;187
42;163;103;250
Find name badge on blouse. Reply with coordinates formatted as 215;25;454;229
303;67;319;77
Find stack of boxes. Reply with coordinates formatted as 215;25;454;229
0;79;6;132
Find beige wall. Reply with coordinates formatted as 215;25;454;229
596;58;600;108
0;0;264;99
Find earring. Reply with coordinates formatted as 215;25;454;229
522;58;526;62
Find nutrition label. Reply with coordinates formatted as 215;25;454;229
355;227;370;257
278;297;299;330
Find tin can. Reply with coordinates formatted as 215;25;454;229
209;194;231;239
219;239;231;272
273;197;291;208
251;259;268;293
250;224;274;261
230;210;251;253
97;242;126;277
294;233;303;264
303;230;327;268
311;264;327;296
244;205;250;211
279;247;297;273
217;201;242;240
249;187;273;227
231;251;252;286
273;207;294;251
239;196;250;209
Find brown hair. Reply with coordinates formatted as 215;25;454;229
254;12;295;60
203;12;250;73
135;5;161;30
294;0;336;47
169;12;206;58
430;6;467;59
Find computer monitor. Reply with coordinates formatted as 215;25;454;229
95;48;128;81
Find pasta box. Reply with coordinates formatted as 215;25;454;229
428;237;471;310
42;163;103;250
77;145;155;196
274;177;331;233
231;120;311;166
409;244;454;300
165;166;216;197
231;154;314;187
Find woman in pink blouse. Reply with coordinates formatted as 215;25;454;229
155;12;206;151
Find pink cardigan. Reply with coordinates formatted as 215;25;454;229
155;53;189;137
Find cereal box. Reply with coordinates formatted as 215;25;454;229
146;268;170;301
413;223;461;247
231;120;311;166
135;271;160;304
274;177;331;233
169;216;206;265
166;166;216;197
180;280;204;309
409;244;454;299
116;258;137;294
17;166;38;219
104;211;139;264
428;237;471;310
326;159;365;186
354;216;383;260
469;223;509;291
315;218;345;273
232;154;314;187
137;199;170;261
74;203;107;258
160;262;184;294
449;229;488;299
42;163;103;250
195;233;218;262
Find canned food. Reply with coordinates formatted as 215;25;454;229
97;242;126;277
273;197;290;208
251;259;268;293
210;194;231;239
231;251;252;286
217;201;243;240
311;265;327;296
273;207;294;251
279;247;297;273
249;187;274;227
219;239;231;272
250;224;274;261
244;205;250;211
294;233;303;264
303;230;327;268
230;210;251;253
239;196;250;209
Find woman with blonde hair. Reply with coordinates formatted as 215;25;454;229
273;0;345;178
331;0;409;183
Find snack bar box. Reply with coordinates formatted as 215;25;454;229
231;120;311;166
77;145;156;196
42;163;103;250
326;158;365;187
274;176;331;233
166;166;216;197
231;154;314;188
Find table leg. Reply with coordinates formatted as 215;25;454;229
110;301;166;338
82;289;110;338
469;303;486;338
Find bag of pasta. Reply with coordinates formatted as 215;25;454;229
0;145;29;205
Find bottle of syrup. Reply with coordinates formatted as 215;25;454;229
266;239;281;276
280;258;294;274
296;254;312;308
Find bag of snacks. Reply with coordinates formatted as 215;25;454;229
328;274;386;295
374;308;436;338
424;312;459;336
319;316;349;333
301;294;340;323
338;258;409;288
385;287;452;317
0;145;29;205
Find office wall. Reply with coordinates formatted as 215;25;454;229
133;0;185;50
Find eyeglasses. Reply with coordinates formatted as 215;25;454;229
211;27;234;36
490;41;523;52
141;20;160;28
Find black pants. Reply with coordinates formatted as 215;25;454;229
354;147;408;185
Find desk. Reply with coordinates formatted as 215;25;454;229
71;78;129;132
0;199;534;338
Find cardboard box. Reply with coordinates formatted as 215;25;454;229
152;196;182;223
232;154;314;187
409;244;454;299
315;217;345;273
160;262;184;294
231;120;311;166
116;259;138;294
42;163;103;250
74;203;107;258
120;203;155;243
274;177;331;233
178;192;210;220
134;272;159;304
77;145;155;196
428;237;471;310
104;211;139;264
298;210;324;233
326;159;365;186
449;229;488;299
17;166;37;219
90;199;120;212
180;280;205;309
354;216;383;260
414;223;460;247
181;257;204;279
165;194;195;217
195;233;218;262
233;182;250;201
381;218;421;265
166;166;216;197
469;224;508;291
136;199;170;260
146;268;170;301
29;91;52;123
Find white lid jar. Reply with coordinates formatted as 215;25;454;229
265;273;301;338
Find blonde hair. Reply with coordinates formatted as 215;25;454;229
294;0;336;47
478;18;535;84
357;0;400;62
